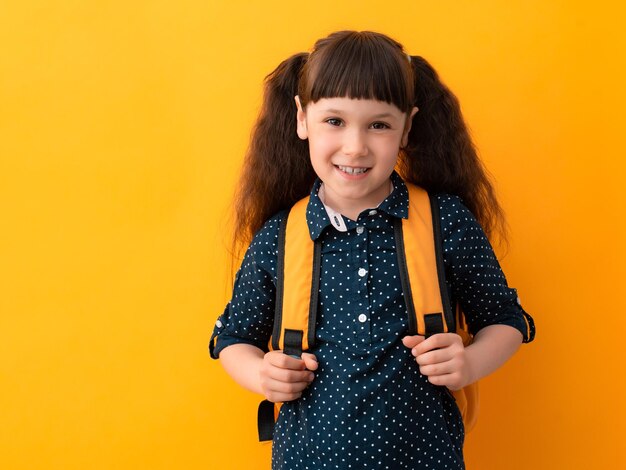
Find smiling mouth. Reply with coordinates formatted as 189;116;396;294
336;165;370;175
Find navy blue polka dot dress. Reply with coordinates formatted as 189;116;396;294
210;172;535;470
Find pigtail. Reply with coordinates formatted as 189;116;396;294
399;56;507;244
232;53;316;255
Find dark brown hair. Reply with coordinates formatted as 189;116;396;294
232;30;506;257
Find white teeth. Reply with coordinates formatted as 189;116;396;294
338;165;368;175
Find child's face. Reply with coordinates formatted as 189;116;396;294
296;96;417;217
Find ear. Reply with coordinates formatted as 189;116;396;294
401;106;419;147
295;95;308;140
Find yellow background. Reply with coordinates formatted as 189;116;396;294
1;1;625;468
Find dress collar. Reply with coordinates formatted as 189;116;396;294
304;171;409;240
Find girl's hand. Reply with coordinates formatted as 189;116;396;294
402;334;473;391
259;351;318;402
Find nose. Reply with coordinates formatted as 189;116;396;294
342;129;368;157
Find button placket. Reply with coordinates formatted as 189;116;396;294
353;220;372;347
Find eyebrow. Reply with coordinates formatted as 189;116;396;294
322;109;397;119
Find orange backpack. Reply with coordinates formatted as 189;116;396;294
258;183;478;441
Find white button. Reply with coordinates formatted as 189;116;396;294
516;296;522;306
358;268;367;277
369;210;377;216
358;314;367;323
216;320;223;328
356;226;364;234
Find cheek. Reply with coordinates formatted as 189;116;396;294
374;139;402;160
308;137;335;161
307;144;327;173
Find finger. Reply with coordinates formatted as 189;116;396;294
263;376;312;394
402;335;425;349
414;348;452;366
301;353;319;371
425;373;451;387
412;333;460;356
419;361;456;377
267;352;307;370
425;373;463;391
267;366;315;384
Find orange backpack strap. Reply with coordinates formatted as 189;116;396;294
402;186;478;431
271;196;321;356
397;184;455;336
259;197;320;442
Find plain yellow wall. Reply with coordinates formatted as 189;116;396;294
1;1;625;469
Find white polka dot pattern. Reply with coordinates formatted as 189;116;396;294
210;172;535;469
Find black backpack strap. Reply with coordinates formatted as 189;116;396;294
283;329;304;357
423;313;445;338
307;239;322;349
394;218;418;335
271;214;289;351
429;193;456;335
258;400;276;442
258;214;290;442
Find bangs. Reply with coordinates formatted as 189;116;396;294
302;31;414;113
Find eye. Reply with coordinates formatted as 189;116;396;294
370;122;390;130
325;118;343;127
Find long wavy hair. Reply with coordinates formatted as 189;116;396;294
232;30;507;257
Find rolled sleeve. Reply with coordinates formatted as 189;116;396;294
209;213;284;359
438;195;536;343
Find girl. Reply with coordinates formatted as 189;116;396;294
210;30;535;469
